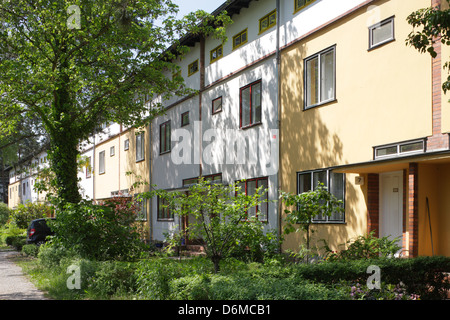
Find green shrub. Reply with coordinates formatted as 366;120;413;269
322;231;403;261
0;202;10;226
88;261;137;298
10;203;53;229
1;223;25;246
5;235;26;251
295;256;450;300
50;199;146;261
136;257;212;299
136;257;344;300
37;242;75;268
22;244;39;257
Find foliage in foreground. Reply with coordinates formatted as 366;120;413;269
143;178;281;273
49;198;147;261
16;242;450;300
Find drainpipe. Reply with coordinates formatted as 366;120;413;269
149;122;153;241
275;0;282;251
92;130;96;202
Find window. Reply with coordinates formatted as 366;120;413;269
304;46;336;109
99;151;105;174
188;60;199;76
124;139;129;151
136;132;145;162
135;197;147;221
181;111;189;127
86;156;92;179
233;29;248;50
110;146;115;157
240;80;262;128
237;177;269;222
259;10;276;34
172;70;181;80
374;139;425;160
298;169;345;223
212;96;223;114
160;121;171;154
183;173;222;187
369;16;395;50
210;44;223;63
157;196;174;221
295;0;316;12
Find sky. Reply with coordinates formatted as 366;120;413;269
173;0;227;17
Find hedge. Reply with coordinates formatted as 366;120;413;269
295;256;450;300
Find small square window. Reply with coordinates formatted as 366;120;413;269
210;45;223;63
233;29;248;50
295;0;316;12
188;60;199;76
259;10;276;34
124;139;129;151
181;111;189;127
369;17;395;50
110;146;115;157
212;97;223;114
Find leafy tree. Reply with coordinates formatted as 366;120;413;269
0;0;231;204
280;183;344;263
143;178;276;273
406;0;450;92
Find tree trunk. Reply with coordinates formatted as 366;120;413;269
49;130;81;205
48;71;82;205
211;255;221;274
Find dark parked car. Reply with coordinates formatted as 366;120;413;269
26;218;55;245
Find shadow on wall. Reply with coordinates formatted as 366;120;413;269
280;41;365;252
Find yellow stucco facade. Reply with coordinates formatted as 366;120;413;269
93;126;151;241
280;0;450;257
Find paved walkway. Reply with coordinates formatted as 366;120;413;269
0;249;49;300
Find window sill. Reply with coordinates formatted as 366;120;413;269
240;122;262;130
311;221;346;225
368;38;395;52
159;150;171;156
304;98;337;110
258;24;276;36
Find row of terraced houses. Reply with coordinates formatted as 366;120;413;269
7;0;450;257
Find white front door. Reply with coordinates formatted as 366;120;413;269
379;171;403;248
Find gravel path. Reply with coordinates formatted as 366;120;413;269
0;249;49;300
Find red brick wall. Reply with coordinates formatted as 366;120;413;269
408;163;419;257
427;0;449;151
367;173;379;237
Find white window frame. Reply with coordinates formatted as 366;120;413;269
99;151;105;174
374;139;425;160
304;45;336;109
297;169;345;223
369;16;395;50
136;132;145;162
